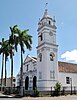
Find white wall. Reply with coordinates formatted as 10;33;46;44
58;72;77;87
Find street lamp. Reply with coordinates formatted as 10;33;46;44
70;78;72;95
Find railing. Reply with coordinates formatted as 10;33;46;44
0;86;77;95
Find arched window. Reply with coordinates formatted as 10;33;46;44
26;65;28;71
39;72;42;79
39;33;43;41
50;52;55;61
49;20;51;25
39;53;42;62
40;34;43;41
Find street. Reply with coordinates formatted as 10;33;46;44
0;95;77;100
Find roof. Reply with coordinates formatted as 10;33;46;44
58;61;77;73
23;55;37;65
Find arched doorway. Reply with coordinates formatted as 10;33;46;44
25;76;29;90
33;76;37;90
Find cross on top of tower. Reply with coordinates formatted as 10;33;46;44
45;3;48;9
43;3;49;18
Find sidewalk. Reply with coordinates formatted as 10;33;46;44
0;92;24;98
0;92;14;98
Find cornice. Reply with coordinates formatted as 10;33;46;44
37;24;56;32
36;42;58;49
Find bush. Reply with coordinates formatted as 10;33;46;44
54;81;62;96
3;87;11;95
13;88;19;94
32;88;39;97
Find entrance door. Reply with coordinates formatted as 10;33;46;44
33;76;37;90
25;76;29;90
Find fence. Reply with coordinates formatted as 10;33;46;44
0;86;20;94
50;86;77;96
0;86;77;95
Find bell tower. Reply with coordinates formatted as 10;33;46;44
37;9;58;91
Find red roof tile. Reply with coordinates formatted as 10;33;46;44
58;61;77;73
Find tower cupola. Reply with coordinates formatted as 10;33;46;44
38;9;56;32
43;9;49;18
37;9;57;46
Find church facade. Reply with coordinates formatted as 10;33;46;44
16;9;77;92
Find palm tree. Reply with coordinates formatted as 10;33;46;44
9;25;17;89
4;40;9;86
0;38;9;87
13;25;32;96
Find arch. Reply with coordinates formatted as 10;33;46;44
50;52;55;61
33;76;37;90
39;53;42;62
49;20;51;25
25;76;29;90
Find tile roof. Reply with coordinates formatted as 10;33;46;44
58;61;77;73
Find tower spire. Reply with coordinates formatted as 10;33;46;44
43;3;49;18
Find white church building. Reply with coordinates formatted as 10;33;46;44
16;9;77;93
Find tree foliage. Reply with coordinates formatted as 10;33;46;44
54;81;62;96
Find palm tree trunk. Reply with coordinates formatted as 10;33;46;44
11;54;13;93
5;55;7;86
11;53;13;92
20;47;23;96
1;53;4;86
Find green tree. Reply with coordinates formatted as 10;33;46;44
0;38;9;86
13;25;32;96
54;81;62;96
9;25;17;89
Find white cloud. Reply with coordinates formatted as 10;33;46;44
61;49;77;62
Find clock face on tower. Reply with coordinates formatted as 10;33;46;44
49;31;53;36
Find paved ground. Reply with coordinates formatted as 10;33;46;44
22;95;77;100
0;92;77;100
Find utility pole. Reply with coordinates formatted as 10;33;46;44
70;78;72;95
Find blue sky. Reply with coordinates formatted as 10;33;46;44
0;0;77;78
